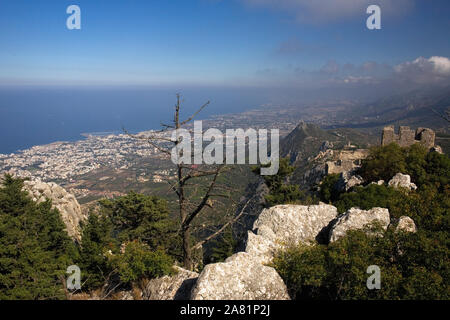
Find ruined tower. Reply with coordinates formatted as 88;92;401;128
381;126;435;149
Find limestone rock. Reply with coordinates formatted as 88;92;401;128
431;145;443;154
192;204;341;300
190;252;289;300
329;207;390;242
247;204;338;262
396;216;417;233
245;227;278;264
143;266;198;300
336;171;364;192
22;179;86;240
370;180;385;185
388;173;417;190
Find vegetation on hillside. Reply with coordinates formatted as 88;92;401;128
79;192;179;292
253;157;316;206
274;143;449;300
274;226;449;300
0;175;77;299
0;179;178;299
0;138;448;299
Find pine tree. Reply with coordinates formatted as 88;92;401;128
0;175;76;299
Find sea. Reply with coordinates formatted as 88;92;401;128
0;86;271;154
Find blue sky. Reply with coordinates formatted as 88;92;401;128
0;0;449;88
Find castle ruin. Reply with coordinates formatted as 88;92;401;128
326;149;370;175
381;126;435;149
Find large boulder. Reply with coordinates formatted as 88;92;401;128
246;204;338;263
22;179;86;240
388;173;417;190
190;252;290;300
192;204;340;300
329;207;390;242
144;266;198;300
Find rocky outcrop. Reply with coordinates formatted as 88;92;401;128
246;204;338;263
22;179;86;240
192;204;339;300
144;266;198;300
303;163;328;188
396;216;417;233
329;207;390;242
336;171;364;192
154;203;416;300
388;173;417;191
190;252;289;300
319;141;334;152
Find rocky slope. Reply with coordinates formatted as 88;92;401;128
149;195;417;300
22;179;86;240
280;122;375;188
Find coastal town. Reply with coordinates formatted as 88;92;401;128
0;108;300;184
0;132;163;182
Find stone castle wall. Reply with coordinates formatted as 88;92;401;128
325;149;369;175
381;126;435;149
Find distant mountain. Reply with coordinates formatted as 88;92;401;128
280;122;336;164
281;123;377;163
339;85;450;131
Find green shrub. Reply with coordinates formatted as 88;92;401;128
319;173;341;203
359;143;407;182
273;228;449;300
253;157;315;206
107;241;174;284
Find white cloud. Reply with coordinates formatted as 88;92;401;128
241;0;414;23
429;56;450;75
394;56;450;83
252;56;450;90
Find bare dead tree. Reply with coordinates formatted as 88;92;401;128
125;94;242;270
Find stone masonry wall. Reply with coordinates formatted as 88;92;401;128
381;126;435;149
